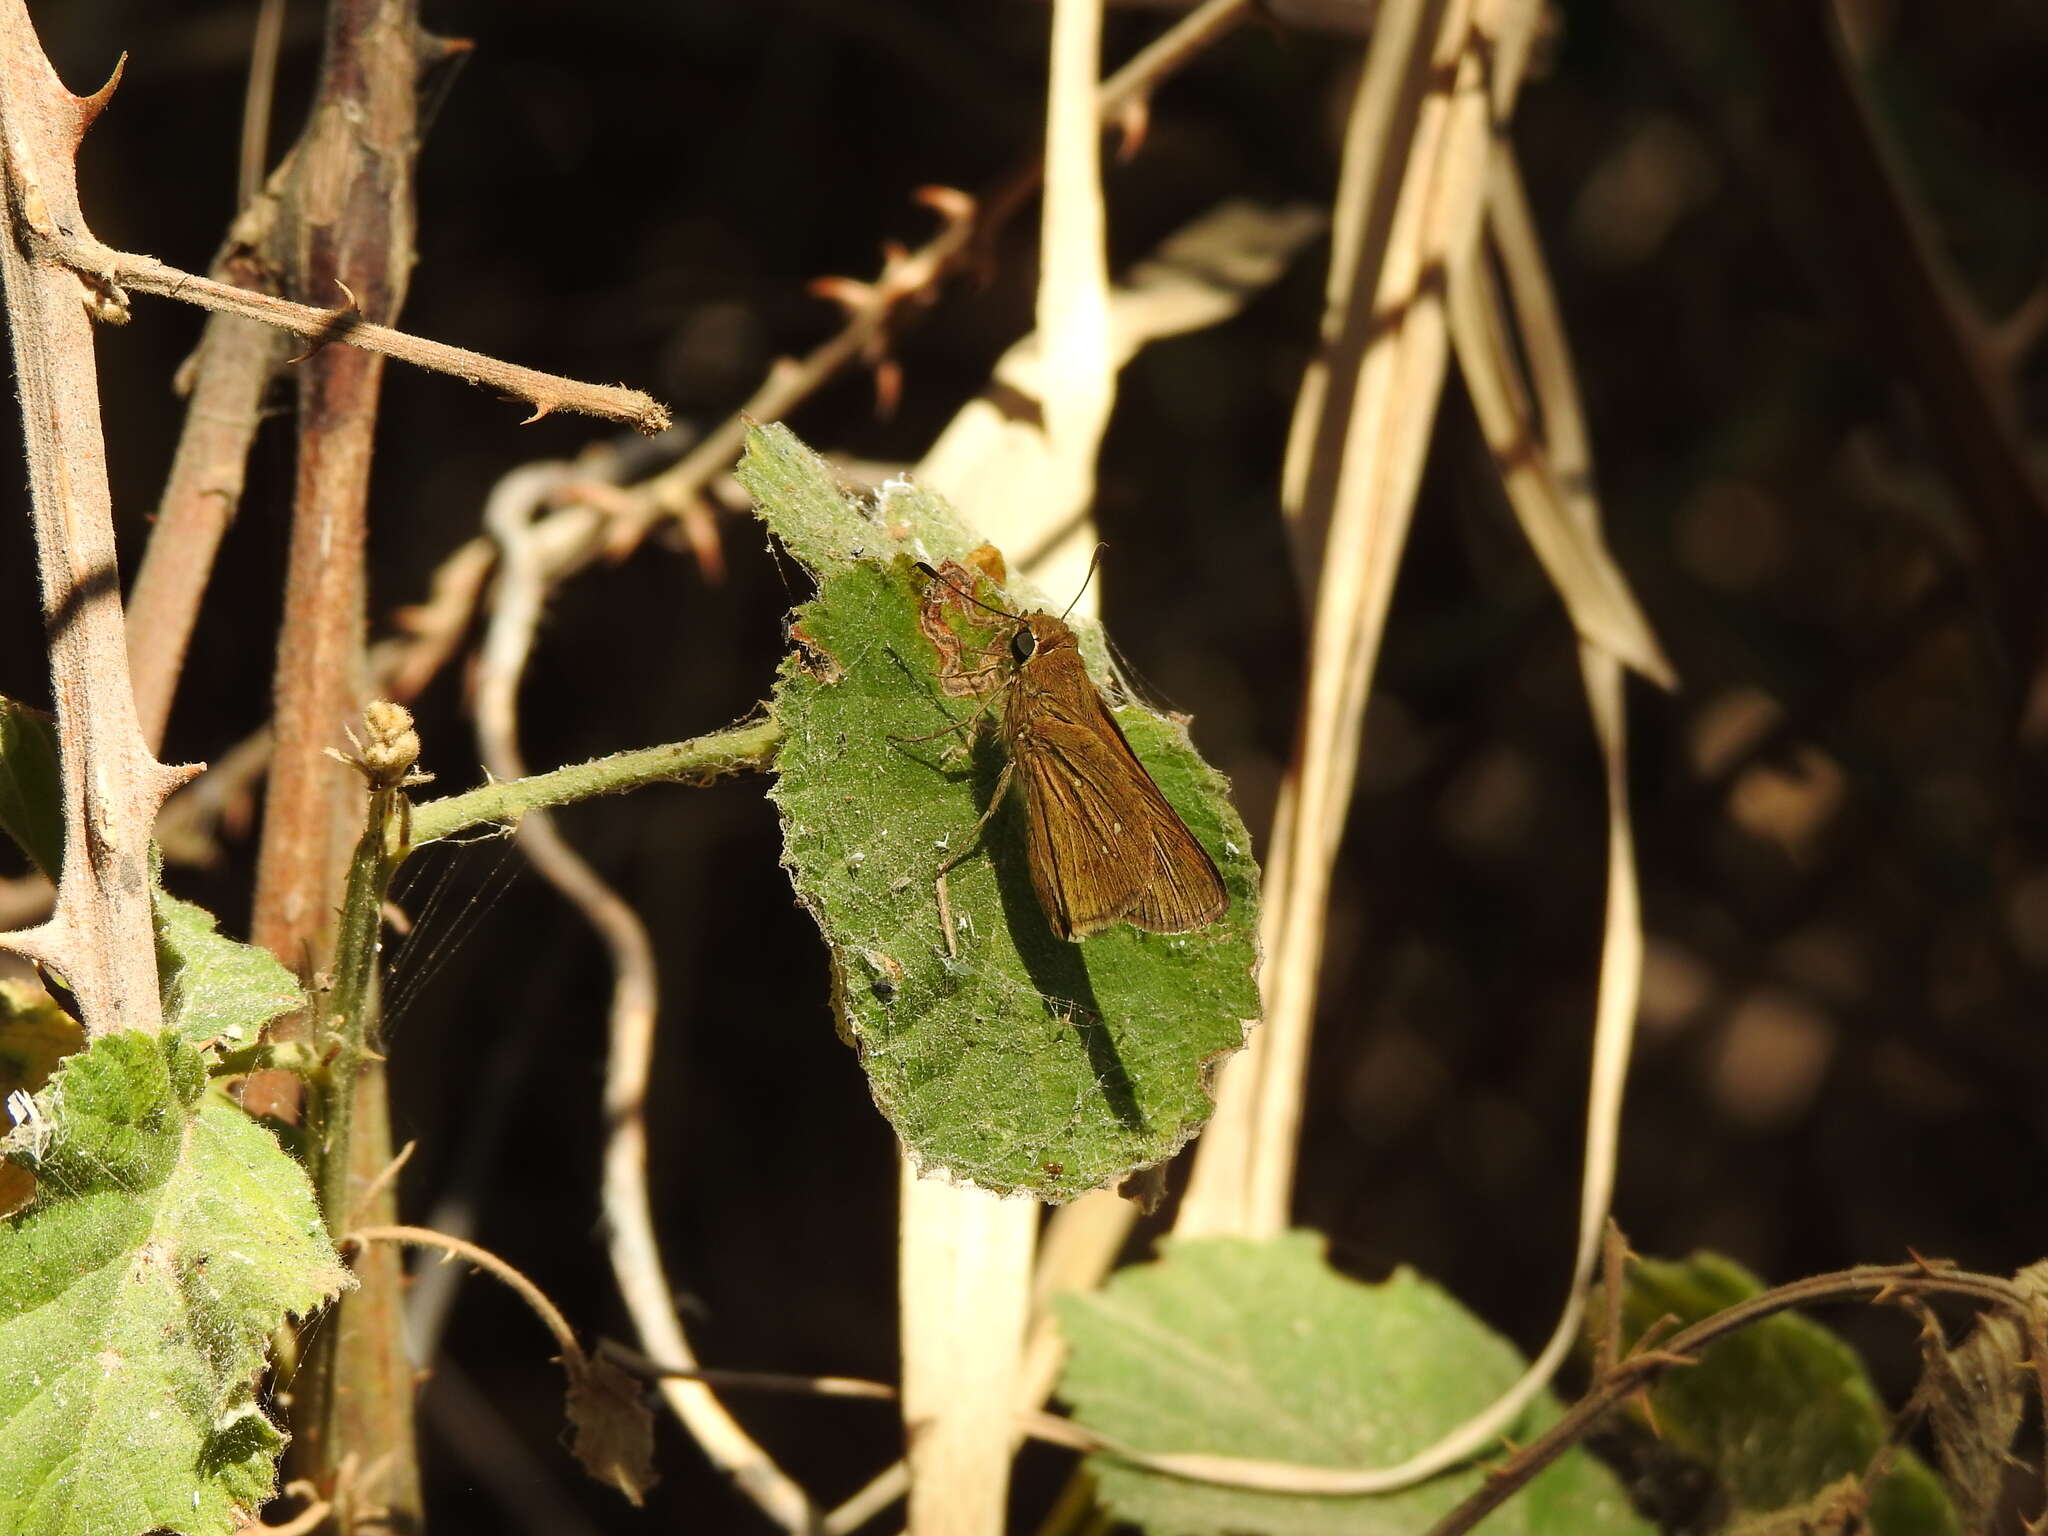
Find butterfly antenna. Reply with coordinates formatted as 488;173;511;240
1059;543;1107;622
915;560;1017;621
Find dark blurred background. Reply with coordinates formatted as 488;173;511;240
3;0;2046;1530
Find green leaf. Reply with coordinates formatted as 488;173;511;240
1055;1233;1652;1536
0;1030;349;1536
154;892;304;1051
0;696;63;880
1612;1253;1959;1536
739;423;1261;1200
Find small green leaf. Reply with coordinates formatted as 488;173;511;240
1055;1233;1651;1535
154;892;304;1051
1611;1253;1959;1536
0;697;63;880
0;1030;349;1536
739;424;1261;1199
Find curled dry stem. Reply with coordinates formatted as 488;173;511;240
350;1223;583;1368
474;464;818;1531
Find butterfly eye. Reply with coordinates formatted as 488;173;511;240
1010;628;1037;664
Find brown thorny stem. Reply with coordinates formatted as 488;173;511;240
0;18;191;1033
247;11;437;1528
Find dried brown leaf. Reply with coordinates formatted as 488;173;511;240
1919;1262;2047;1531
564;1351;659;1507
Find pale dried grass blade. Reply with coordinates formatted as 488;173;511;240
918;198;1324;592
1486;149;1647;1332
824;1461;910;1536
833;1146;1135;1533
1449;191;1674;686
1180;0;1546;1242
1390;136;1650;1473
1133;113;1647;1512
899;1163;1037;1536
1277;0;1437;561
1034;0;1115;613
1063;113;1645;1506
892;21;1323;1529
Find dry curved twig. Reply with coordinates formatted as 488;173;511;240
473;462;821;1533
1425;1260;2045;1536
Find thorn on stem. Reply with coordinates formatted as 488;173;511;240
809;275;876;314
1114;97;1150;160
73;53;128;136
913;184;975;227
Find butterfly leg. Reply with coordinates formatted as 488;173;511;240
934;757;1015;958
889;681;1006;747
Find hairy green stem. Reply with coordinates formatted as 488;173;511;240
312;782;405;1225
406;714;782;849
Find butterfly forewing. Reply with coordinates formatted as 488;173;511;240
1003;615;1227;941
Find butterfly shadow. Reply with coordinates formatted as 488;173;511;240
970;741;1145;1135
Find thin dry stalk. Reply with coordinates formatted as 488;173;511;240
898;1164;1037;1536
1405;138;1652;1474
123;280;289;751
352;1224;583;1365
126;1;295;751
597;1342;897;1402
0;8;191;1032
474;464;821;1533
239;0;288;207
1035;0;1116;608
1175;0;1444;1238
1424;1260;2040;1536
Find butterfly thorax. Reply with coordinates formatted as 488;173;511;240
1002;613;1088;741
